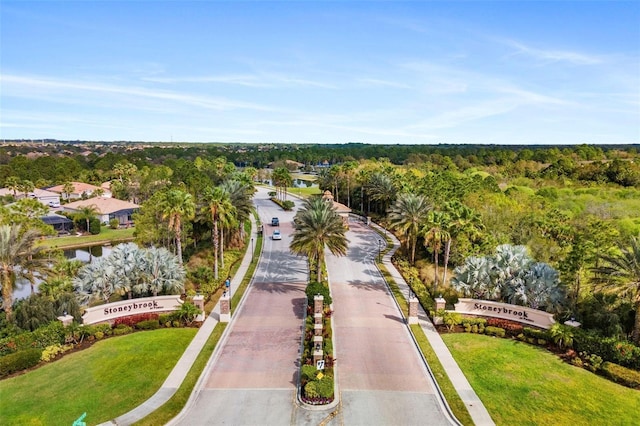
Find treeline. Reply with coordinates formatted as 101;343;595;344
1;142;639;187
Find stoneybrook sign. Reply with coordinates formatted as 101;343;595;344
82;295;184;325
453;298;555;329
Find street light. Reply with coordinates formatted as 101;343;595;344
378;239;383;262
251;237;254;262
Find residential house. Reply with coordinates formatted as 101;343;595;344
63;197;139;226
47;182;112;201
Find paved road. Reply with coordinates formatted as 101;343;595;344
174;189;453;425
324;219;451;426
174;188;334;425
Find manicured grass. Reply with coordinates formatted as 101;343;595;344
442;333;640;426
38;227;136;250
134;323;227;425
0;328;196;425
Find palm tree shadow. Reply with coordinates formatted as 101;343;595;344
346;279;387;292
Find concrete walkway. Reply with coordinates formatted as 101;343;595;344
99;217;257;426
371;221;495;426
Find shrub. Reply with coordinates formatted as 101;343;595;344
601;362;640;389
112;325;133;335
304;381;319;398
281;200;295;211
94;331;105;340
113;313;160;328
573;331;640;370
549;324;574;350
0;348;42;377
523;327;550;341
486;318;524;334
172;320;181;328
485;326;506;338
305;282;332;306
301;364;318;382
135;320;161;330
315;376;334;398
580;352;603;372
41;344;73;362
323;338;333;356
109;218;120;229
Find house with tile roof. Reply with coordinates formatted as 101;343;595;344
63;197;139;226
47;182;112;201
0;187;61;207
321;190;352;228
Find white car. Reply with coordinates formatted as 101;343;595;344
272;229;282;240
48;201;61;208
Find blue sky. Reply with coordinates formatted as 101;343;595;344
1;1;638;145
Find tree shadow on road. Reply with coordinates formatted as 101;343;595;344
345;278;388;292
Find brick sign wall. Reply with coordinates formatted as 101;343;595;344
82;295;184;325
453;298;555;329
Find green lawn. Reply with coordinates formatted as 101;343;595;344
38;227;136;250
442;333;640;426
0;328;196;425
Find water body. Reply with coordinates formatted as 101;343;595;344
14;244;115;300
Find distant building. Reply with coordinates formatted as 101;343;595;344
47;182;112;200
40;212;73;233
0;187;60;207
322;190;351;227
63;197;139;226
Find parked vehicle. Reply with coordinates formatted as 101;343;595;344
271;217;280;226
272;229;282;240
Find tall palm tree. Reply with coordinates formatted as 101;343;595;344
367;172;397;215
62;182;74;201
423;210;450;293
159;188;195;265
592;236;640;344
202;186;235;279
0;224;48;320
441;201;483;285
290;197;348;283
387;193;432;265
5;176;20;198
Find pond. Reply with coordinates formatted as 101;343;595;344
14;244;115;300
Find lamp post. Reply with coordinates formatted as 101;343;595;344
378;239;383;262
251;237;254;262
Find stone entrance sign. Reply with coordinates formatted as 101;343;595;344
453;298;555;329
82;295;184;325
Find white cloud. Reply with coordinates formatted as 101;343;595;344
502;39;602;65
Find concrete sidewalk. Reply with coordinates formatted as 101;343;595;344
100;217;257;426
371;221;495;426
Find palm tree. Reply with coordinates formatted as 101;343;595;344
62;182;74;201
506;262;565;312
108;242;143;299
272;167;292;201
387;193;431;265
451;256;499;299
367;172;397;215
0;224;48;320
202;186;235;279
592;236;640;344
442;201;483;285
73;257;118;304
422;210;450;293
159;188;196;265
143;246;185;296
5;176;20;198
77;205;99;234
18;180;35;198
290;197;348;283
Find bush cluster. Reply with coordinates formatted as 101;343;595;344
573;331;640;371
0;348;42;378
601;362;640;389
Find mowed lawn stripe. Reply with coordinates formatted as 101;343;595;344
442;333;640;426
0;328;196;426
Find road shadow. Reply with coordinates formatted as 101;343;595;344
255;281;305;295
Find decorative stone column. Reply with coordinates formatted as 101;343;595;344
313;335;324;364
220;293;230;323
434;296;446;325
408;295;418;325
193;295;205;322
57;314;74;327
314;295;324;314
